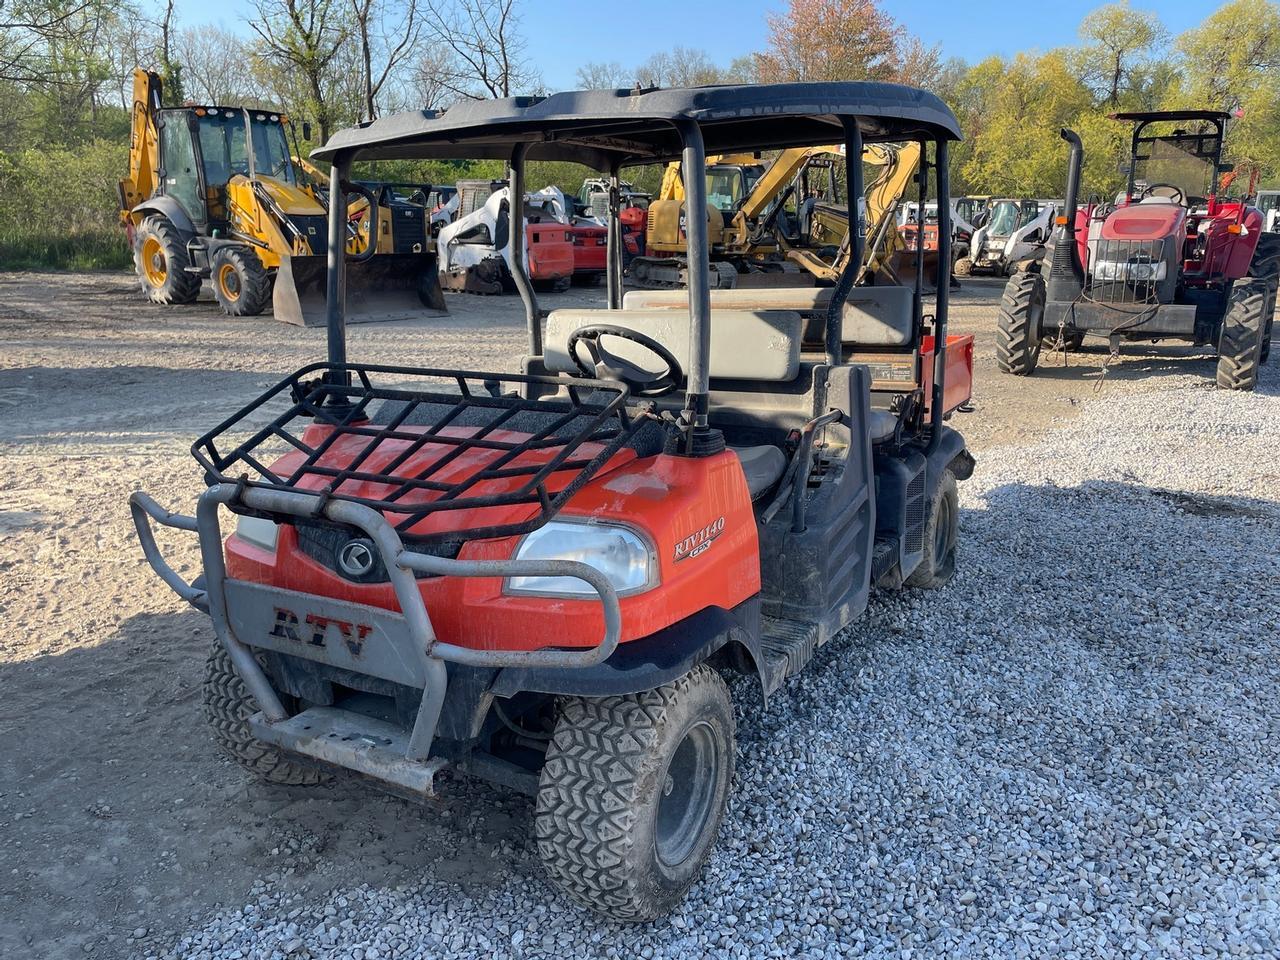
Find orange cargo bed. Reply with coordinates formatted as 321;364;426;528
922;333;975;416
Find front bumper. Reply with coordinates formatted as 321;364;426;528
130;484;623;796
1044;299;1198;338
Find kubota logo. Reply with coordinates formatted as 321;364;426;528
270;607;372;657
674;517;726;562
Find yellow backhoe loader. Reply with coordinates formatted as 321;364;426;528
118;69;445;326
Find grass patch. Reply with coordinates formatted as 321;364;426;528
0;230;131;271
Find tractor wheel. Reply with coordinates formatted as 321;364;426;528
210;246;272;317
202;642;330;786
1248;232;1280;363
133;216;201;305
1216;279;1267;391
953;257;973;278
906;468;959;590
996;270;1045;376
534;664;735;921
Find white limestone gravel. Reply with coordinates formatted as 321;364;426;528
140;364;1280;959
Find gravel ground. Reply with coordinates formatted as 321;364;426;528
2;271;1278;959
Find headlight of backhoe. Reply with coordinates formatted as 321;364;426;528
506;521;656;598
235;515;279;552
1093;259;1166;282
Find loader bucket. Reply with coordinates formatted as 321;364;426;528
273;253;448;327
883;249;940;291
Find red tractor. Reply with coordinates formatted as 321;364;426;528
997;110;1279;389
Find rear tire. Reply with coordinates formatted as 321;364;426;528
906;469;959;589
202;642;329;786
534;664;735;921
133;216;201;305
211;246;272;317
1248;232;1279;363
953;257;973;277
1216;279;1267;391
996;270;1045;376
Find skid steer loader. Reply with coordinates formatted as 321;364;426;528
117;69;445;325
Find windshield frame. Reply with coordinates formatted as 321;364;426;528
1126;116;1225;204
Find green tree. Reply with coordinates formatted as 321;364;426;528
1169;0;1280;176
1075;1;1166;107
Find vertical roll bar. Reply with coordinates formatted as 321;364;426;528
674;119;712;434
325;155;350;372
823;117;865;368
606;161;625;310
508;143;542;356
913;140;927;334
927;139;951;455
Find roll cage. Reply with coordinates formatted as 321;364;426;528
312;82;963;453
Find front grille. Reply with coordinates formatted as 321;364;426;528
295;523;462;584
1086;237;1170;304
390;204;427;254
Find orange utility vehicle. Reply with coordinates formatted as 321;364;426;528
130;84;975;921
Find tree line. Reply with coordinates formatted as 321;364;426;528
1;0;1278;268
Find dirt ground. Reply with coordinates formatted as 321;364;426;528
0;270;1266;959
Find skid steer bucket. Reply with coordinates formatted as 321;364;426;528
273;253;448;327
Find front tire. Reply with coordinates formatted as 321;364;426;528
906;469;959;589
1216;279;1267;391
133;216;201;305
953;257;973;278
202;642;329;786
211;246;272;317
534;665;735;922
996;270;1045;376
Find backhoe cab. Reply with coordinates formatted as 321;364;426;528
129;82;975;922
118;69;446;325
997;111;1278;388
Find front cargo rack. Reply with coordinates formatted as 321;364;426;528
192;362;647;544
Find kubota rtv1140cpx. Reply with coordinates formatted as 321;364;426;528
131;83;975;920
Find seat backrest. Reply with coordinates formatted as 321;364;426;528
624;287;832;315
622;284;913;348
544;308;803;382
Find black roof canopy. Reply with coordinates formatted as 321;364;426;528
312;82;962;168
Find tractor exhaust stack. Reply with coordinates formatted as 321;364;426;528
1046;128;1086;303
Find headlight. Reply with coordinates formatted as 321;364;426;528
1093;259;1166;282
235;515;279;552
506;521;656;597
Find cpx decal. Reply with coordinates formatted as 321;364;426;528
270;608;373;657
674;517;726;563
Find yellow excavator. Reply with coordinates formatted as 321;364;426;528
633;142;925;288
118;69;445;325
779;141;931;286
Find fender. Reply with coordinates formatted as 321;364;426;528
131;196;197;241
488;598;764;701
926;424;974;499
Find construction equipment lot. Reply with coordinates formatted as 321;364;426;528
2;271;1278;959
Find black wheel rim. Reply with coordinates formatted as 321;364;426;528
656;720;720;868
934;492;957;576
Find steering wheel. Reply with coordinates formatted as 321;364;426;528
1141;182;1185;204
566;325;684;397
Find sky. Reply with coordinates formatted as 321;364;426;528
181;0;1216;92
